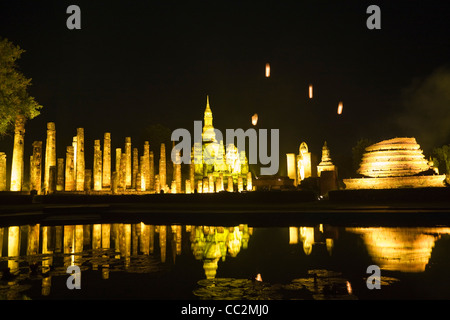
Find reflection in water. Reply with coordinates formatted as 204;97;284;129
289;225;336;256
346;227;450;273
0;222;251;299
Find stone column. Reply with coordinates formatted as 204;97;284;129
0;152;6;191
159;143;166;191
175;150;182;193
138;155;145;191
84;169;92;192
246;172;252;191
143;141;150;190
119;152;126;190
102;133;111;189
227;176;234;192
65;146;75;191
125;137;132;189
197;180;203;193
30;141;42;194
44;122;56;194
57;158;64;191
93;140;102;191
208;174;214;193
48;166;56;194
149;151;155;191
75;128;85;191
10;115;26;191
190;151;195;193
219;173;224;192
132;148;138;189
72;136;77;184
154;174;160;193
203;177;209;193
115;148;121;177
238;176;243;192
185;179;191;194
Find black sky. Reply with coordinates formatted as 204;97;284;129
0;0;449;177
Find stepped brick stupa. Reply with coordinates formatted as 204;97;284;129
344;137;446;189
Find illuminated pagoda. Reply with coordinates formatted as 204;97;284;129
344;137;446;189
192;96;251;193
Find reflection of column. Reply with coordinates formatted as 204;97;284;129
8;226;20;273
0;152;6;191
75;128;85;191
42;225;53;296
65;146;75;191
10;115;26;191
30;141;43;194
102;224;111;249
0;227;3;256
159;225;167;263
74;225;83;265
55;226;62;253
102;133;111;189
63;225;74;267
289;227;298;244
140;223;149;254
92;224;101;250
149;225;155;253
93;140;102;191
27;224;40;255
125;224;131;268
132;224;138;256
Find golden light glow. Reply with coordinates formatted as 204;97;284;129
252;113;258;126
308;84;313;99
347;227;450;272
337;101;343;115
265;63;270;77
255;273;263;282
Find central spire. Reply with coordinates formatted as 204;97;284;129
202;94;216;142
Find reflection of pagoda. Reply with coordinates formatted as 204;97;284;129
190;225;252;279
347;227;450;272
193;96;251;193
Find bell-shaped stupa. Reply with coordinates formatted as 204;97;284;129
344;137;446;189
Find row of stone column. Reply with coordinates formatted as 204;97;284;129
0;117;253;194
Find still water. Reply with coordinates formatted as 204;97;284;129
1;220;450;300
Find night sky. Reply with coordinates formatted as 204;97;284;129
1;1;449;178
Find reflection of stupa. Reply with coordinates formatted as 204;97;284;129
347;227;450;272
344;137;446;189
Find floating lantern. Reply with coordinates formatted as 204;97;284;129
337;101;343;115
255;273;263;282
265;63;270;77
251;113;258;126
308;84;313;99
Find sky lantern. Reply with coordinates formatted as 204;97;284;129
308;84;313;99
265;63;270;77
252;113;258;126
337;101;343;115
